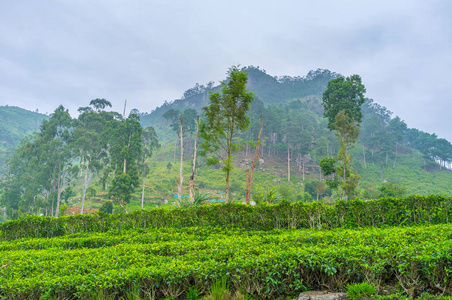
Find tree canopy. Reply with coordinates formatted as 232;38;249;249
200;66;254;202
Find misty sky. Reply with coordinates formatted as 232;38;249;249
1;1;451;141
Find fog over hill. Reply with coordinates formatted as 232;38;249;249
1;1;451;142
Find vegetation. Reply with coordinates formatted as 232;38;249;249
2;67;452;219
0;198;452;299
320;75;366;199
0;106;48;175
200;66;254;202
1;67;452;299
1;195;451;240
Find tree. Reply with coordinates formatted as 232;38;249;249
334;110;361;199
106;114;143;212
1;106;77;218
138;126;160;209
245;116;263;204
39;105;75;217
89;98;112;112
322;75;366;130
178;117;184;204
321;75;366;200
74;100;113;214
200;66;254;203
378;182;406;198
388;116;407;168
189;116;200;203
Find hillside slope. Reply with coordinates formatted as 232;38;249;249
2;66;452;218
136;66;452;201
0;106;48;175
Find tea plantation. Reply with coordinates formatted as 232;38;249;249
1;196;452;299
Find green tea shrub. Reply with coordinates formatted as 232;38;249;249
1;195;452;240
1;224;452;299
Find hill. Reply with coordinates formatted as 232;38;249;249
1;66;452;219
0;106;48;175
136;66;452;202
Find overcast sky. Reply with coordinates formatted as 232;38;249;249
1;1;451;141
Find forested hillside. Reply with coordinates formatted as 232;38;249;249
1;66;452;221
0;106;48;175
139;66;452;197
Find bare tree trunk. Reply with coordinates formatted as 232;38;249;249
189;117;199;203
393;142;398;168
302;159;305;181
80;160;93;214
55;160;62;217
141;176;146;209
81;175;94;214
245;117;263;204
55;161;69;218
116;199;129;214
80;156;84;177
173;139;177;162
362;144;367;169
343;144;347;185
296;153;302;173
178;117;184;203
287;143;291;182
225;170;230;203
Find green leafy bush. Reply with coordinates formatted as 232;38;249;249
346;282;377;300
0;224;451;299
185;286;201;300
1;195;452;241
99;201;113;214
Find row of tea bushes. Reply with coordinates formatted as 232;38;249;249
1;195;451;240
1;224;452;299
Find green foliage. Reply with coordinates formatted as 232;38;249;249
346;282;377;300
99;201;113;214
200;66;254;202
58;204;68;216
322;74;366;130
208;277;230;300
193;191;214;205
109;173;134;209
322;75;366;200
1;223;452;299
0;106;48;174
378;182;406;199
89;98;112;112
87;186;97;198
253;186;281;204
3;195;452;241
185;286;201;300
176;191;213;208
320;157;336;176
